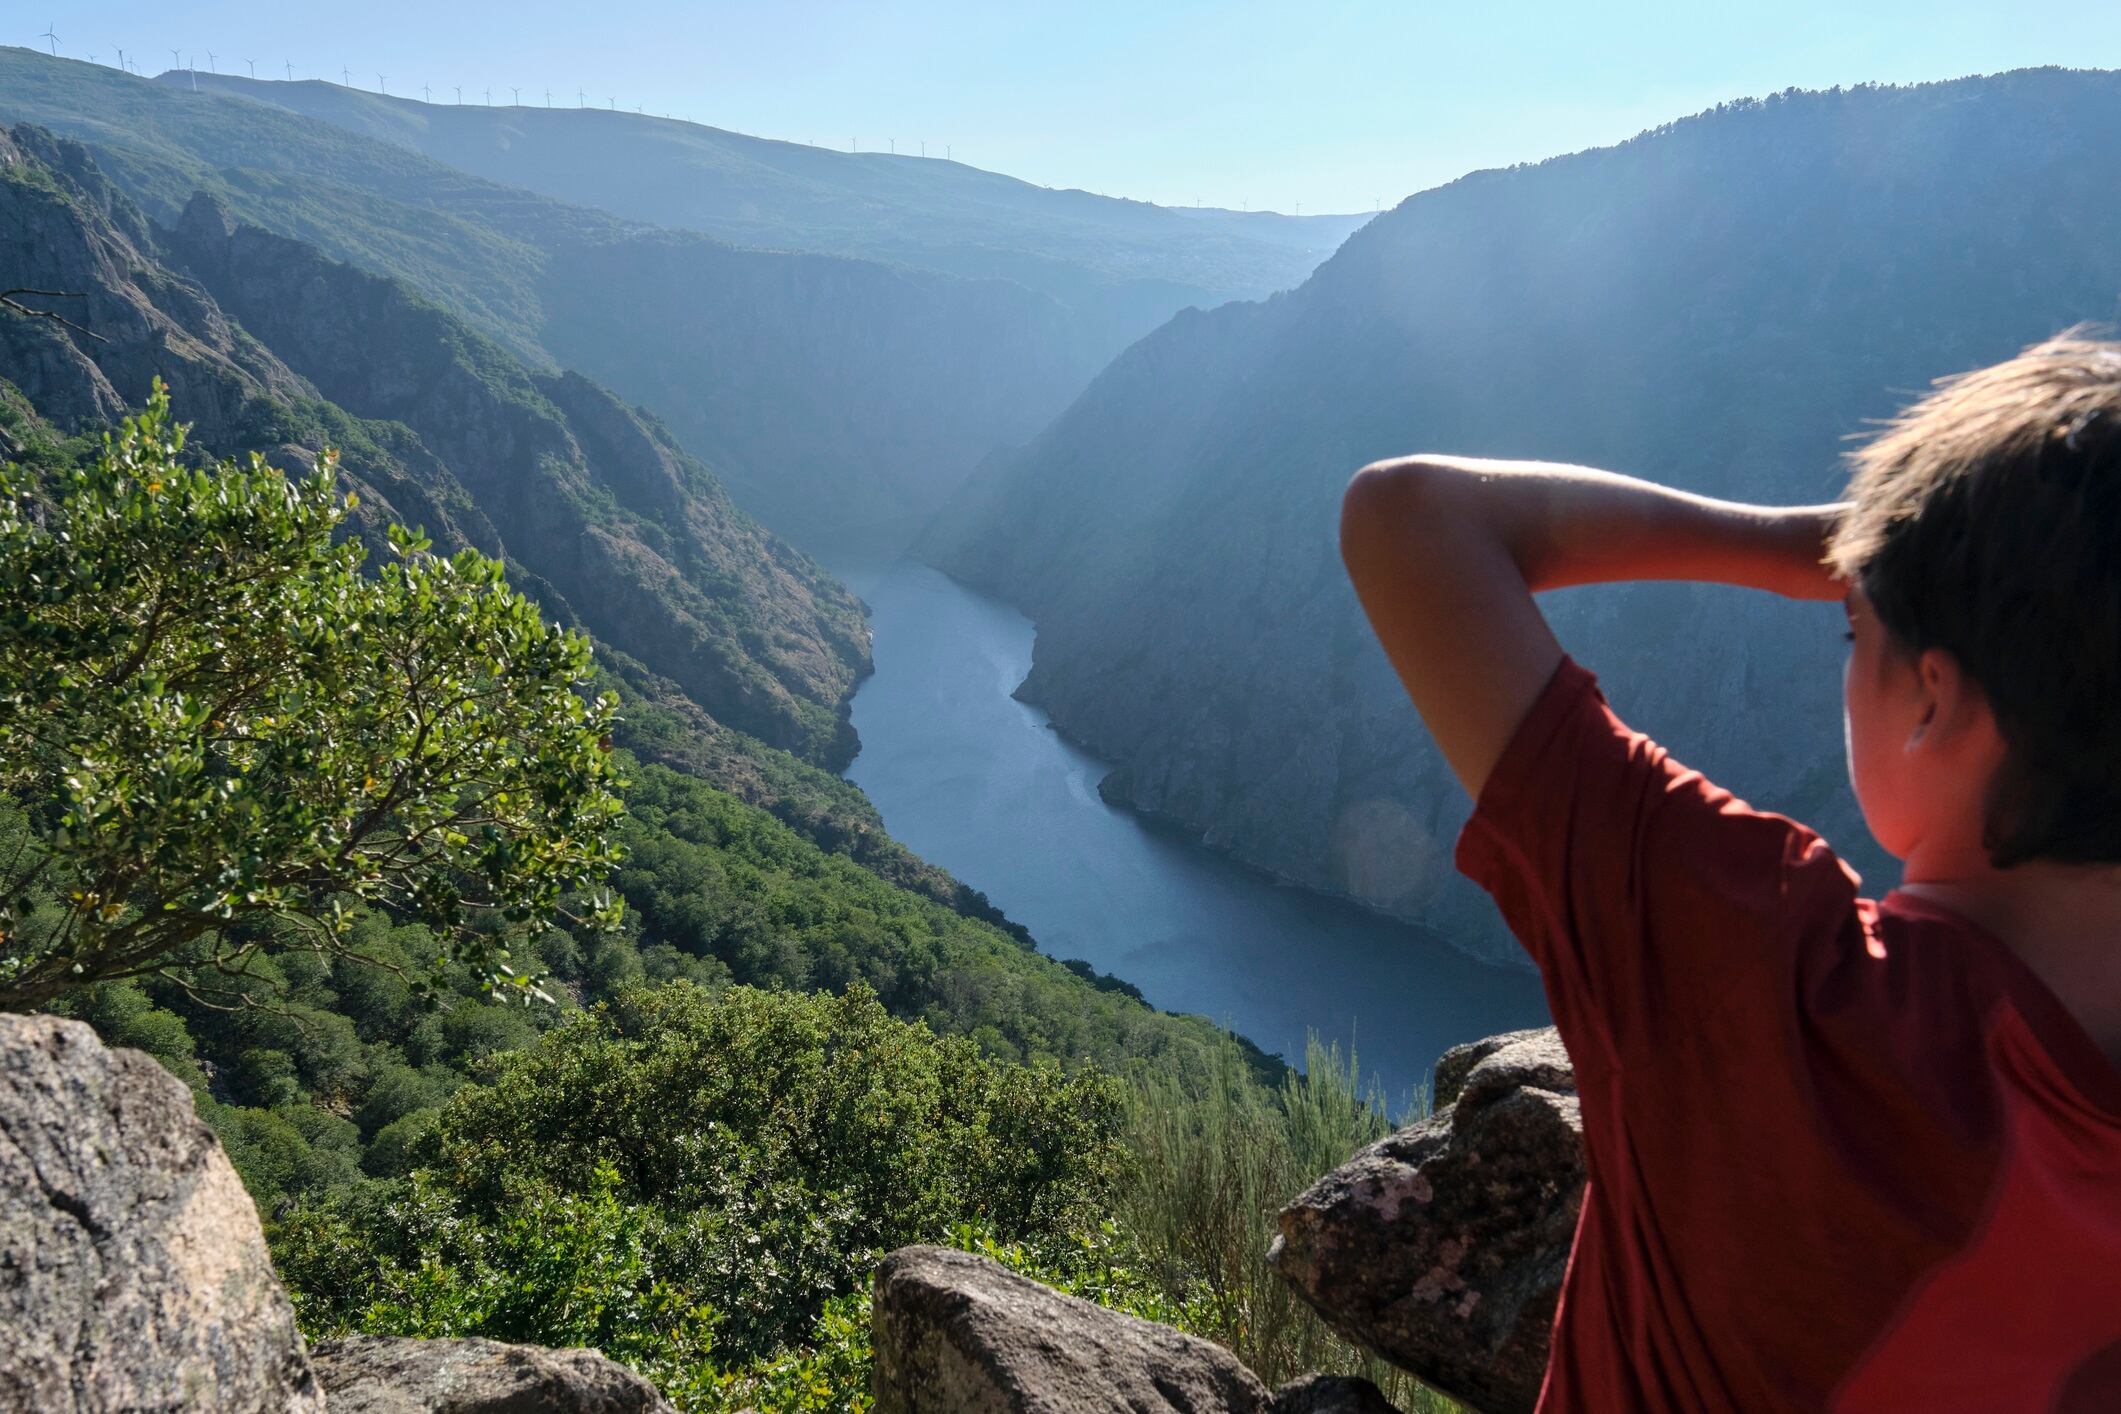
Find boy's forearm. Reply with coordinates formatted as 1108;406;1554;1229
1340;455;1847;796
1359;455;1846;602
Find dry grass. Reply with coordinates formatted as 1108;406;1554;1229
1120;1037;1462;1412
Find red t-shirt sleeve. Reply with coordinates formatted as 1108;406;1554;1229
1455;656;1860;1076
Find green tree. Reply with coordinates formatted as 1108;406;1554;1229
0;385;624;1008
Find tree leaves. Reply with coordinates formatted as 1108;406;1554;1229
0;383;626;1007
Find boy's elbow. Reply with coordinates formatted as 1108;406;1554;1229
1340;456;1454;574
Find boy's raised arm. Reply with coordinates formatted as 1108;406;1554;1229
1338;455;1843;798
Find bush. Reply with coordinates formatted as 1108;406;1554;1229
272;980;1131;1379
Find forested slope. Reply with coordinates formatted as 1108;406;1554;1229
926;69;2121;959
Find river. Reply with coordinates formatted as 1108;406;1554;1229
839;562;1548;1109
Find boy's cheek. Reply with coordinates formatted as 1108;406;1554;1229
1845;680;1914;860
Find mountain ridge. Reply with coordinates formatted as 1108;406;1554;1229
0;48;1144;556
161;69;1367;309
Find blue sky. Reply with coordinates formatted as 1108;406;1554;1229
29;2;2121;212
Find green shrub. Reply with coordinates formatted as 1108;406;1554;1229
272;980;1131;1383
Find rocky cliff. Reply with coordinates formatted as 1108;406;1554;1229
0;123;867;766
925;69;2121;960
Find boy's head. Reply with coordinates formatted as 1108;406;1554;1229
1829;332;2121;871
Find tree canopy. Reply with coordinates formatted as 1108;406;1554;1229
0;384;624;1008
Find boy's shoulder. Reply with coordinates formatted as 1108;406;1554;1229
1836;892;2121;1122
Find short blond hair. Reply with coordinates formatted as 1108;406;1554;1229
1830;331;2121;865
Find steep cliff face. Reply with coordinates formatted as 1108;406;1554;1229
926;70;2121;959
0;123;495;554
1;125;865;769
164;193;866;762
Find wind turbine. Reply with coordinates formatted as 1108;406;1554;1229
377;73;386;94
576;87;584;107
39;23;58;56
421;83;430;102
511;87;520;105
173;48;183;70
607;96;614;109
544;89;552;107
245;58;256;79
342;65;351;85
206;51;216;73
285;59;294;80
453;85;461;103
114;46;125;71
484;87;491;104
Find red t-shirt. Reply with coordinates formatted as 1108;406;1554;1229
1455;657;2121;1412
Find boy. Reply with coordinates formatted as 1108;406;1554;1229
1339;334;2121;1411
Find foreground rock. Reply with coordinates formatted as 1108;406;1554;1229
0;1013;324;1412
873;1245;1272;1411
314;1335;677;1414
872;1246;1401;1413
1266;1373;1404;1414
1270;1028;1583;1414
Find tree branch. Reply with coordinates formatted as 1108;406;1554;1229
0;289;107;345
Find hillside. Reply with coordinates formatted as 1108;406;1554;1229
170;71;1366;320
925;69;2121;960
0;109;1269;1111
0;48;1126;555
0;122;866;765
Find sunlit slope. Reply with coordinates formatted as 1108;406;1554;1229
925;69;2121;959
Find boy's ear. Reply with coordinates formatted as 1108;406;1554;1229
1909;648;1997;756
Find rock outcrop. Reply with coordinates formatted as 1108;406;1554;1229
0;1013;325;1413
1271;1028;1582;1414
873;1245;1276;1412
1265;1373;1406;1414
313;1335;677;1414
871;1246;1406;1414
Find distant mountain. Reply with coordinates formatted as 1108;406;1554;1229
925;69;2121;961
0;49;1171;556
167;71;1366;318
0;120;864;766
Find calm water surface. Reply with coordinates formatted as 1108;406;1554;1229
839;562;1547;1108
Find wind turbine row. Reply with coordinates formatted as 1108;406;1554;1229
29;33;968;162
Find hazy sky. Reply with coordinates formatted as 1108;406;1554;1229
32;2;2121;212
